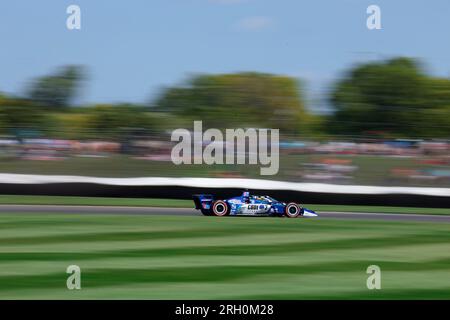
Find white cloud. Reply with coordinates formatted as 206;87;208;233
234;16;273;31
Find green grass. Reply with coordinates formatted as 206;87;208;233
306;205;450;216
0;195;449;215
0;213;449;299
0;195;192;208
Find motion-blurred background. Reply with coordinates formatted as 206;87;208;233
0;1;449;187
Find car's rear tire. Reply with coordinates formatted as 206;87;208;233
285;203;301;218
212;200;229;217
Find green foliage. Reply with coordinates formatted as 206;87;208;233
26;65;85;108
421;78;450;137
2;60;450;140
154;72;308;134
0;95;50;135
329;57;450;138
84;104;159;139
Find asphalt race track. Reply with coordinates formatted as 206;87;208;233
0;205;449;222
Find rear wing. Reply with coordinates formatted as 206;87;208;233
192;194;214;210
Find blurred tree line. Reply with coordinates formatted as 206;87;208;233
329;57;450;138
0;57;449;141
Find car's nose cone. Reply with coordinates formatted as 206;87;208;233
303;208;318;217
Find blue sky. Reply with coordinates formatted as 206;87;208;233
1;0;449;111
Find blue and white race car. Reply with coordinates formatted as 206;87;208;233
193;191;318;218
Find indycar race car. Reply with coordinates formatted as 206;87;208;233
193;191;318;218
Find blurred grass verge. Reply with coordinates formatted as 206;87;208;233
0;195;448;215
0;214;449;299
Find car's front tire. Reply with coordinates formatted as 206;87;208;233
212;200;229;217
284;203;301;218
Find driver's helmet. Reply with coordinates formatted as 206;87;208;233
242;191;250;203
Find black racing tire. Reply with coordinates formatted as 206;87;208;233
212;200;229;217
284;203;301;218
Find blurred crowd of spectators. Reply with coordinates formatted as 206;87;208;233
0;135;449;186
282;139;450;184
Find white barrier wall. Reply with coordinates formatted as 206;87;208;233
0;173;449;197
